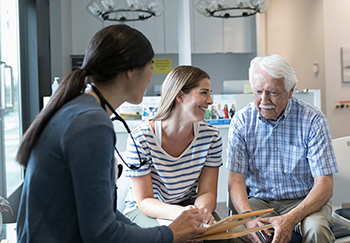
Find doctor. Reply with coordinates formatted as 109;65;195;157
16;24;207;243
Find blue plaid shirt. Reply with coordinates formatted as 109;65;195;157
226;97;338;200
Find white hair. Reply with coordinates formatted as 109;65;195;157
248;54;298;91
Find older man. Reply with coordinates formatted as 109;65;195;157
226;54;338;243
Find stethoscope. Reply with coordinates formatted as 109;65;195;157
88;82;148;178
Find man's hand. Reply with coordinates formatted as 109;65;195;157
258;214;294;243
244;219;272;243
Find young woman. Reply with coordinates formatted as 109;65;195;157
223;104;229;119
124;66;222;228
16;25;206;243
229;104;236;118
210;105;218;119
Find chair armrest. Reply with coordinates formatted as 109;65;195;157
342;203;350;209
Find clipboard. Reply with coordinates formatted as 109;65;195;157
190;208;273;241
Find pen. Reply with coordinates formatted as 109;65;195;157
196;204;204;227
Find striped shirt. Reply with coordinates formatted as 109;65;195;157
124;120;222;213
226;97;338;200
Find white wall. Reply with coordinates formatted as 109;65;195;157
323;0;350;139
264;0;326;113
49;0;72;79
258;0;350;138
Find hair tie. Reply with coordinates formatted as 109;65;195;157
80;68;91;76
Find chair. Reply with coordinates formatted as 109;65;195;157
332;136;350;228
115;151;131;212
280;135;350;242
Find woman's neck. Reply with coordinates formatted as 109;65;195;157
85;82;126;116
161;114;194;139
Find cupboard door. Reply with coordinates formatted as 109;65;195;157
134;7;166;54
191;1;224;53
71;0;102;55
164;0;178;53
70;0;255;55
223;16;255;53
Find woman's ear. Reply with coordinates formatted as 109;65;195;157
176;90;184;103
126;69;134;79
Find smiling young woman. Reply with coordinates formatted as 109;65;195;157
123;66;223;231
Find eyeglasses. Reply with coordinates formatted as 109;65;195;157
88;83;148;179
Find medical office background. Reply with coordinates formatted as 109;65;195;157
1;0;350;223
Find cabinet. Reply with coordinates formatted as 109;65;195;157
70;0;255;55
192;0;255;54
191;1;224;53
164;0;179;53
164;0;255;54
132;15;165;54
223;15;255;53
71;0;102;55
72;0;166;54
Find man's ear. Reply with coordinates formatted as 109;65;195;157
288;85;296;99
176;90;184;103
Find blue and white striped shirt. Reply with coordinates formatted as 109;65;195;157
226;97;338;200
124;120;222;213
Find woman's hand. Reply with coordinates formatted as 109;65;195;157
181;205;214;225
200;206;215;225
169;207;207;243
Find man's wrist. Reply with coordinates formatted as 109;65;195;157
241;210;252;214
241;210;257;220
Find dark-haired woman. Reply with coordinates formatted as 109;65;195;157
16;24;206;243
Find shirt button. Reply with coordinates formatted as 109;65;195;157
276;186;279;189
274;167;277;170
274;129;277;132
282;121;285;124
274;148;277;151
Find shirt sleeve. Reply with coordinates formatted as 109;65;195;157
306;112;339;177
204;126;223;168
225;112;250;174
64;111;173;243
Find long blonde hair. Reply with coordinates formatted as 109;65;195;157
152;66;210;121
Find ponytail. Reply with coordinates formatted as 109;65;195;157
17;24;154;168
16;69;87;168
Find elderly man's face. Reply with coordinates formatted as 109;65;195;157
252;69;293;121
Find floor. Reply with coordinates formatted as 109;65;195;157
216;201;230;219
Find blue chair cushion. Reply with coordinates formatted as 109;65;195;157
335;208;350;220
332;222;350;239
289;231;303;243
290;222;350;242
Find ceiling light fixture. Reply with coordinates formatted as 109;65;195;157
196;0;269;18
86;0;165;22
